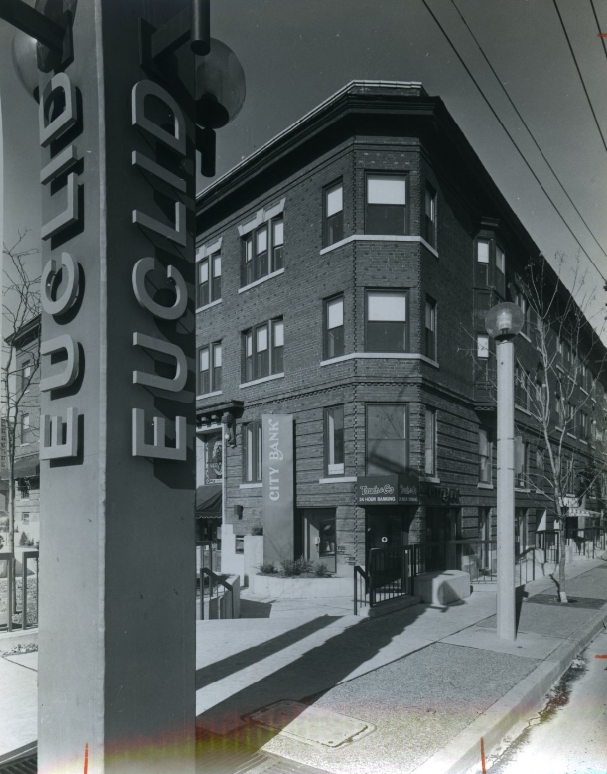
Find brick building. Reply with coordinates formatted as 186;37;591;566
194;81;607;580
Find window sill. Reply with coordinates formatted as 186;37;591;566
556;365;564;374
515;488;531;493
319;234;439;259
240;372;285;389
423;476;440;484
515;405;533;416
238;268;284;294
580;387;588;396
579;439;588;446
319;352;439;368
519;332;532;343
196;298;222;313
196;390;223;400
566;432;576;440
319;476;357;484
477;483;494;490
240;482;262;489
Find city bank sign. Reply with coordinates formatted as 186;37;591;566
38;73;190;461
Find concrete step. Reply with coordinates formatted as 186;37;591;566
357;594;421;618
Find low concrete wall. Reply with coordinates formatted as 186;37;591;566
244;535;263;587
413;569;471;605
250;573;352;598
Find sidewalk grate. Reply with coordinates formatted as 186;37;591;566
526;594;607;610
0;754;37;774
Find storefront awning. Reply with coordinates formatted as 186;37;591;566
196;484;222;519
12;456;39;479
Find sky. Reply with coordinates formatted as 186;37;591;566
2;0;607;339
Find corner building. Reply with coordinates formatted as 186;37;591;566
195;81;607;578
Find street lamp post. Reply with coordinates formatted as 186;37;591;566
486;302;525;641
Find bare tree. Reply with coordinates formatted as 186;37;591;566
1;230;40;630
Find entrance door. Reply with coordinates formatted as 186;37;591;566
302;509;337;573
365;507;405;553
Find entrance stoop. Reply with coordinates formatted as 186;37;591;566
413;570;471;605
358;594;422;618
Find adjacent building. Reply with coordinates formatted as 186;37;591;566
195;81;607;579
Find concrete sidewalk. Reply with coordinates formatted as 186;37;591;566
1;556;606;774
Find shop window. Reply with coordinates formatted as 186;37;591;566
423;185;437;247
366;404;408;475
515;436;529;488
365;174;406;235
243;318;284;382
424;296;436;360
424;407;437;477
235;536;245;554
324;405;345;476
241;217;284;287
324;295;344;359
197;253;221;307
479;428;493;484
22;513;29;525
18;479;31;500
323;180;344;246
242;421;262;483
365;290;407;352
204;433;223;484
198;342;222;394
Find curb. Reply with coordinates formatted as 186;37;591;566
0;628;38;652
411;600;607;774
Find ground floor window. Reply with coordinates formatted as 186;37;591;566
299;508;337;573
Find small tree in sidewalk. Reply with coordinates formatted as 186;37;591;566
513;253;607;602
1;231;40;630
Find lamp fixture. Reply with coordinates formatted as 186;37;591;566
485;302;525;341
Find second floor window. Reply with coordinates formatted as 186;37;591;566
365;175;406;235
197;253;221;307
366;290;407;352
324;181;344;246
424;407;436;476
243;318;284;382
324;295;344;359
479;428;492;484
366;403;408;475
242;421;262;483
424;297;436;360
324;405;345;476
242;218;284;287
199;342;222;395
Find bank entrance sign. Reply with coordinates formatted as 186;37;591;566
356;474;419;505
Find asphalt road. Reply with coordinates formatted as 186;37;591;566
489;624;607;774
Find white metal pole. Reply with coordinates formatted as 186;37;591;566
496;338;516;641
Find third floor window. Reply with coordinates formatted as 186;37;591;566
241;217;284;287
424;296;436;360
423;185;437;247
324;181;344;246
199;342;222;395
365;174;406;235
324;295;344;360
366;290;407;352
197;253;221;308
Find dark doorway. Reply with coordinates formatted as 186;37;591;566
365;506;407;554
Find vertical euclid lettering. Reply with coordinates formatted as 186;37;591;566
39;408;79;460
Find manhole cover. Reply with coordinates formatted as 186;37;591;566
248;701;374;749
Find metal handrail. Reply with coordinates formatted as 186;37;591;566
200;567;234;619
353;565;369;615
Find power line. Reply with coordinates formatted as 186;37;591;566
589;0;607;71
450;0;607;264
552;0;607;157
418;0;607;284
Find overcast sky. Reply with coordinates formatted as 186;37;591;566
2;0;607;338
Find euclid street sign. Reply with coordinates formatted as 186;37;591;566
0;1;200;772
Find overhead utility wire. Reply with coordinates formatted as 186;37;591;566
419;0;607;284
552;0;607;157
589;0;607;62
450;0;607;265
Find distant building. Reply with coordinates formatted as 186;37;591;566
195;81;607;580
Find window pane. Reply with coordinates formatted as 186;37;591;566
326;184;343;216
213;344;222;368
425;300;435;331
199;260;209;283
273;319;284;347
246;426;253;480
477;336;489;358
213;254;222;277
477;240;489;263
367;292;406;321
327;406;345;473
425;187;435;219
367;176;405;205
257;227;267;254
257;325;268;352
327;297;344;329
367;322;406;352
245;332;253;358
425;409;435;475
496;245;505;273
200;349;209;371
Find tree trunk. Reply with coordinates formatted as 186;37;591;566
558;520;568;603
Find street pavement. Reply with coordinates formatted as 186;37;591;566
1;555;606;774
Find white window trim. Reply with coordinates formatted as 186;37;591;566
566;432;576;440
423;476;440;484
240;372;285;389
519;331;532;344
477;483;494;490
196;423;222;435
238;267;285;294
196;390;223;400
239;482;262;489
196;298;222;313
320;352;439;368
196;237;223;262
319;234;439;259
319;476;357;484
238;198;286;236
515;488;531;493
515;405;533;417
